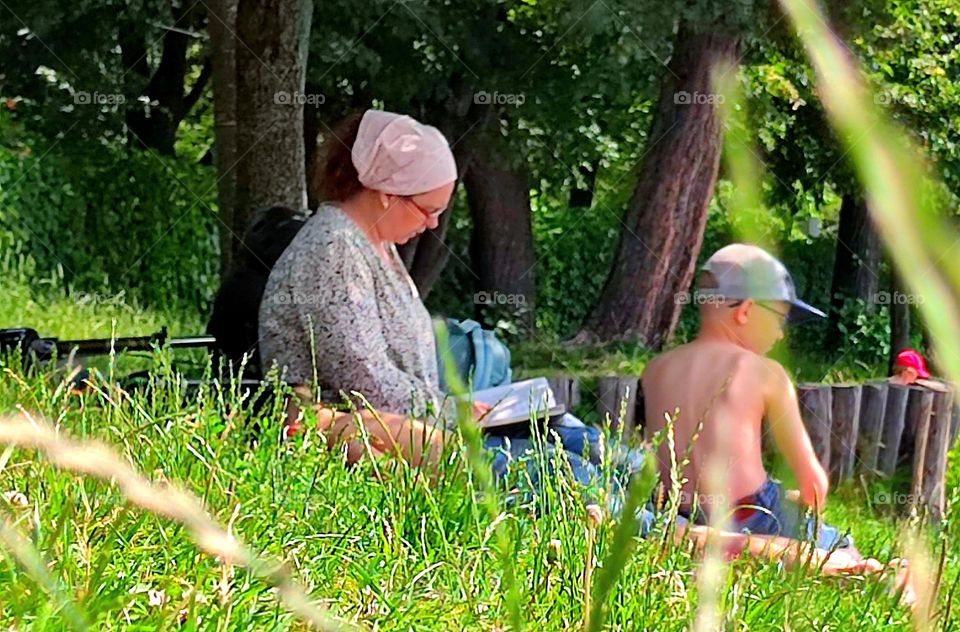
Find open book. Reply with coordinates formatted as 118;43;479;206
468;377;566;428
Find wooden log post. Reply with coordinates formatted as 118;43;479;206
877;384;910;476
797;384;832;473
596;376;639;437
830;384;862;484
547;375;581;411
918;388;955;522
857;381;889;477
635;384;646;438
900;388;934;467
950;398;960;449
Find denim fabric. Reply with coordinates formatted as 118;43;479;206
546;413;603;464
483;418;656;535
484;434;600;490
726;479;853;550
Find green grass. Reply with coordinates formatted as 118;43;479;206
0;281;955;629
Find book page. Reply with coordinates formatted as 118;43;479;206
469;377;565;427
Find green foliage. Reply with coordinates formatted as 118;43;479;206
528;190;624;339
0;0;208;152
0;114;219;318
743;0;960;210
833;299;893;367
857;0;960;201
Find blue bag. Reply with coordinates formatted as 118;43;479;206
435;318;512;392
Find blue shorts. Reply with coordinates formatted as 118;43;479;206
687;479;853;550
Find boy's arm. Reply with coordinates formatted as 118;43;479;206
761;358;829;510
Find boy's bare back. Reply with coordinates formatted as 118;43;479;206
643;339;774;514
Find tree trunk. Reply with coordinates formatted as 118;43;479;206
302;84;323;211
890;266;911;370
463;138;538;334
920;319;936;374
124;3;210;155
827;193;881;344
208;0;239;276
232;0;312;264
575;25;740;347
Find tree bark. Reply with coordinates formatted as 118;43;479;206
575;25;740;347
463;136;538;334
124;3;210;155
208;0;239;276
827;193;881;344
890;266;911;370
232;0;312;264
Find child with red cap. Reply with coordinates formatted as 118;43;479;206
890;348;931;386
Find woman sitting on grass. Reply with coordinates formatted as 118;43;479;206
259;108;474;425
257;109;608;491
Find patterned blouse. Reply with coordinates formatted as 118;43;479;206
258;203;444;415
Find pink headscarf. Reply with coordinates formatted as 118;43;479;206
350;109;458;196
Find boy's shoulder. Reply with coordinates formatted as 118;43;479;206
642;342;689;376
643;341;786;386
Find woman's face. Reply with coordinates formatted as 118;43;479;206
379;182;456;244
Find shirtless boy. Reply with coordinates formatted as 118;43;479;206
643;244;850;549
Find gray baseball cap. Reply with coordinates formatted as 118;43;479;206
696;244;826;324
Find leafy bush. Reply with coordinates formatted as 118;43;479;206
0;115;219;319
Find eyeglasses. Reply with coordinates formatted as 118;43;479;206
401;196;444;221
728;300;790;326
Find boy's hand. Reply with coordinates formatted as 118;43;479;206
797;469;829;510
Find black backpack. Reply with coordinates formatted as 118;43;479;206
207;206;307;378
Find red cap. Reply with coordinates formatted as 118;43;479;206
895;349;931;379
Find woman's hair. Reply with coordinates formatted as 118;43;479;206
310;112;364;202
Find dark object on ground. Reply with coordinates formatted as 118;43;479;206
207;205;307;379
0;326;215;368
